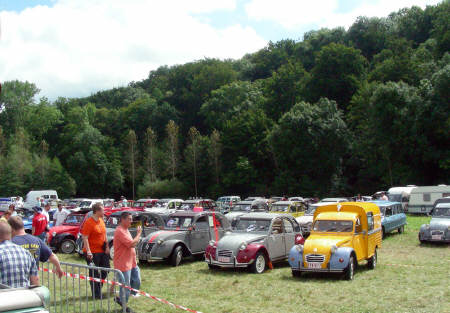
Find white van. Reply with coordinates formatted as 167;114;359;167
408;185;450;214
387;186;417;211
23;190;59;209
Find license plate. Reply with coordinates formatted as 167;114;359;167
432;235;443;240
218;256;231;263
307;262;321;269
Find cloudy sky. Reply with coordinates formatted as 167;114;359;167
0;0;441;100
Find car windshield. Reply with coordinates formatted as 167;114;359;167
134;202;146;207
64;215;84;225
433;206;450;217
235;219;271;233
181;203;196;210
388;194;402;202
305;205;318;215
270;205;289;212
230;204;252;212
17;209;34;219
80;201;91;207
155;201;168;207
313;220;353;232
103;200;114;207
165;216;193;229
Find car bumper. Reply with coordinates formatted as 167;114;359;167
205;256;254;268
292;267;344;273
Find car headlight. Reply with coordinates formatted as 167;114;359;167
157;239;164;245
331;244;337;254
209;240;216;247
239;242;247;250
52;232;57;237
295;245;303;253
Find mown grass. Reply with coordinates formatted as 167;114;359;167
55;215;449;313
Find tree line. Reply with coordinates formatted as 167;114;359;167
0;1;448;199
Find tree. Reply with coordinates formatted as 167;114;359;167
187;127;201;198
165;120;179;179
125;130;138;200
144;127;158;182
208;129;221;185
308;43;367;110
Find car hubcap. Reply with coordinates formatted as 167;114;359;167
176;251;182;264
349;259;354;279
62;242;73;253
374;253;377;267
110;247;114;259
256;255;265;273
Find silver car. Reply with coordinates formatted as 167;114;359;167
205;213;304;274
419;202;450;243
137;211;231;266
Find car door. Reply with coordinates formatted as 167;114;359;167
384;207;393;232
282;218;296;257
190;215;210;253
352;217;366;260
208;213;226;241
267;217;285;260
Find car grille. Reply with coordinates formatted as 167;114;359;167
217;250;233;258
431;230;444;236
141;242;155;254
305;254;325;263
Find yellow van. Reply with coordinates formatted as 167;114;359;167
288;202;382;280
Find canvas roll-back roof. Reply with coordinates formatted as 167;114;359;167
314;202;381;220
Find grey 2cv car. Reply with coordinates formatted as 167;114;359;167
106;211;167;259
137;211;231;266
418;201;450;243
205;213;304;274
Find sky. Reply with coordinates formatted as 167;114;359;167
0;0;442;100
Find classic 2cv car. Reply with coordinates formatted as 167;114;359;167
137;211;230;266
289;202;382;280
205;213;304;274
418;201;450;243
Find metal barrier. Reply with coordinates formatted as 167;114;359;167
39;261;126;313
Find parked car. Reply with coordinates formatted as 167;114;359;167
150;199;184;214
216;196;241;213
133;199;158;210
418;201;450;243
225;199;268;227
105;211;167;259
137;211;230;266
15;207;35;234
205;213;304;274
180;199;216;211
0;283;50;313
269;201;306;218
387;185;417;211
320;197;349;203
370;201;406;238
296;202;337;237
48;211;90;254
289;202;382;280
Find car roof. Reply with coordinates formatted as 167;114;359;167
272;201;293;205
316;211;358;220
369;200;401;207
169;211;210;217
321;197;348;202
109;210;141;217
239;212;286;220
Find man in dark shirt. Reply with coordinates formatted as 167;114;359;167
9;216;64;278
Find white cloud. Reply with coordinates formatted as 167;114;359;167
245;0;442;30
0;0;266;99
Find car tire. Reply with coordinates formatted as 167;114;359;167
418;233;425;244
249;252;267;274
170;246;183;267
398;225;404;234
344;256;355;280
60;239;76;254
109;245;114;260
292;270;302;278
139;259;147;264
368;248;377;270
381;227;386;239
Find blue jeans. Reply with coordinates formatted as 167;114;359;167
37;232;46;242
118;266;141;303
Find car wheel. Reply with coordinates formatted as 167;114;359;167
109;245;114;260
60;239;76;254
292;270;302;278
368;249;377;270
418;233;425;244
398;225;404;234
170;246;183;267
250;252;267;274
344;256;355;280
381;227;385;239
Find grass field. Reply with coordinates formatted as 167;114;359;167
54;215;449;313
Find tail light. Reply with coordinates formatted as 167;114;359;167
295;234;305;245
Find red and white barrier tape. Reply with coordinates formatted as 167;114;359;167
39;267;202;313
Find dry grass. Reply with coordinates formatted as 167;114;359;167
55;215;449;313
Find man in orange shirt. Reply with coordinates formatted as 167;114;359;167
113;211;142;313
81;203;110;299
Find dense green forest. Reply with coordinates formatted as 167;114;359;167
0;1;448;199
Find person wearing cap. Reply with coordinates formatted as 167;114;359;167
32;207;47;242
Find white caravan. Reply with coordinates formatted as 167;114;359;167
387;185;417;211
23;190;59;209
408;185;450;214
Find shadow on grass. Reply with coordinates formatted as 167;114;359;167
280;263;371;283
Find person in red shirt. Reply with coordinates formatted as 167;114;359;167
81;203;109;299
31;207;47;242
113;211;142;313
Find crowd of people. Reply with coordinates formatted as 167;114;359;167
0;202;140;313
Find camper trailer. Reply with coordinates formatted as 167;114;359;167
23;190;59;209
387;186;417;212
407;185;450;214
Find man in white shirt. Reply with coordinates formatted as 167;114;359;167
42;203;50;223
53;203;69;226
